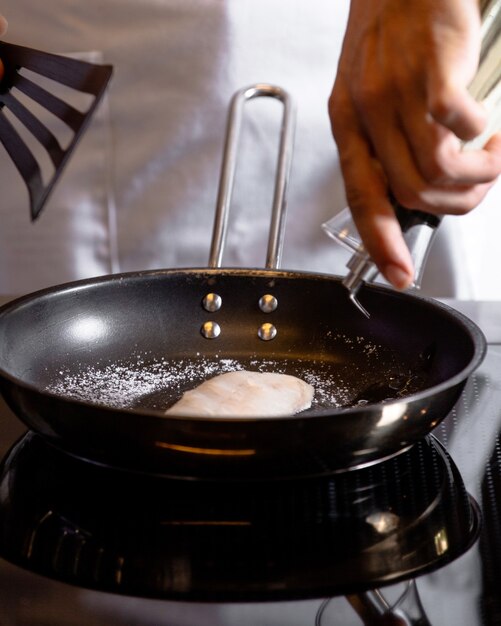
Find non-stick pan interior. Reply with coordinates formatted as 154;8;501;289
0;269;484;416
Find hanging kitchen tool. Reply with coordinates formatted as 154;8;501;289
0;41;113;220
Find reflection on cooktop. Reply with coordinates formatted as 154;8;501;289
0;433;480;603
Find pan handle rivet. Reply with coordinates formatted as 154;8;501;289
202;293;222;312
259;294;278;313
201;321;221;339
258;322;277;341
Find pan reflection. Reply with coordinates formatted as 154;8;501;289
67;315;108;342
0;432;480;605
377;403;409;428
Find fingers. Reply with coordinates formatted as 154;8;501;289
333;83;500;287
427;81;487;141
0;14;7;37
328;0;501;291
330;76;500;288
0;14;7;81
359;90;501;213
330;84;415;289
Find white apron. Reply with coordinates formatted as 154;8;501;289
1;0;498;299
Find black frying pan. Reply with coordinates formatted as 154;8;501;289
0;269;485;480
0;86;487;480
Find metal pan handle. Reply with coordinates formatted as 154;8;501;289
208;84;296;270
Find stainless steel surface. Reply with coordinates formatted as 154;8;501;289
202;292;222;313
208;83;296;270
200;319;221;339
257;321;277;341
342;250;378;318
258;294;278;313
345;583;432;626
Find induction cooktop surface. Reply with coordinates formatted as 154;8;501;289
0;431;479;603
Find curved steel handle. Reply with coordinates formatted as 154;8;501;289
208;83;296;269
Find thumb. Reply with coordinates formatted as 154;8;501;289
0;14;7;81
0;14;8;37
428;79;487;141
425;11;485;141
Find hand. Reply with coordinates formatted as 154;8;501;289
329;0;501;289
0;13;7;81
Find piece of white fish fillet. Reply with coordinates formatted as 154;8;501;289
165;370;314;417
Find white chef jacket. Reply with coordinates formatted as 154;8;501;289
0;0;498;299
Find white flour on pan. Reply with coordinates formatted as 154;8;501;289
46;355;354;412
46;335;422;413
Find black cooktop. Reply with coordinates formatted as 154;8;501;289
0;431;479;603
